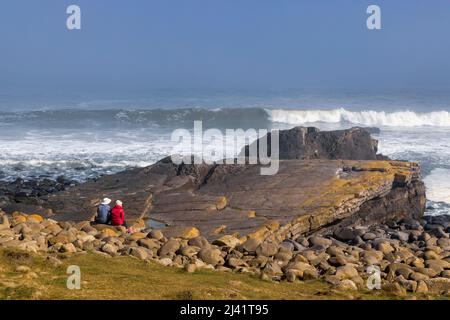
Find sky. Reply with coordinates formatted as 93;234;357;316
1;0;450;98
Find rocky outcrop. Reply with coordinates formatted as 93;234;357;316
0;177;76;216
241;126;387;160
3;126;424;246
38;159;425;244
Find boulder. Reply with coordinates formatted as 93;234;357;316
60;243;77;253
415;280;429;293
392;231;410;242
130;247;149;260
158;239;181;257
262;261;283;278
188;236;210;248
336;279;358;291
101;243;118;255
148;229;164;240
284;261;317;279
256;241;279;257
226;257;246;268
375;241;395;255
382;282;407;296
179;245;200;258
27;214;44;223
197;247;224;266
333;228;356;242
243;126;383;161
158;258;173;267
424;278;450;294
212;235;241;248
0;214;10;230
309;236;332;247
241;238;261;253
185;263;197;273
335;265;359;280
138;238;161;250
101;228;119;237
127;232;147;241
361;250;383;265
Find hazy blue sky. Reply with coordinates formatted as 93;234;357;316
1;0;450;97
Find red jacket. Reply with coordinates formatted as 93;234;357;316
110;205;125;226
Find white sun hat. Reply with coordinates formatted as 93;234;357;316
101;197;111;205
116;200;123;206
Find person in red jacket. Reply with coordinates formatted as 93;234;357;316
110;200;128;227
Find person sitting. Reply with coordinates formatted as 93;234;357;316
94;197;111;224
110;200;128;228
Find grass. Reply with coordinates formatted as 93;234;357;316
0;248;441;300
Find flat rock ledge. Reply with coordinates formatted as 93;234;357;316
0;211;449;297
39;159;425;245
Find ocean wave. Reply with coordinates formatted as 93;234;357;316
267;108;450;127
3;107;450;128
0;107;270;129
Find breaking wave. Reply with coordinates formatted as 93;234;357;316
267;108;450;127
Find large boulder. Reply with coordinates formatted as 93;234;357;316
241;126;384;161
197;247;224;266
158;239;181;257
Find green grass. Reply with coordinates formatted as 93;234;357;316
0;248;441;300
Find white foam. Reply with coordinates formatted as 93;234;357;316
424;168;450;204
267;108;450;127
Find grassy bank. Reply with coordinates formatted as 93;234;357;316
0;248;440;300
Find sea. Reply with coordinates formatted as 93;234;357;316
0;90;449;216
